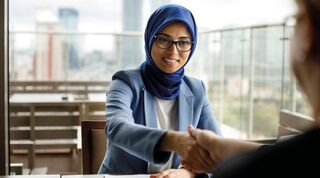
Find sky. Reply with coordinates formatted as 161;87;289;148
177;0;297;29
9;0;122;32
9;0;297;32
9;0;297;51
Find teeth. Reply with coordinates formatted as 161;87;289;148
164;58;178;63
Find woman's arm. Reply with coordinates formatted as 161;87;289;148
105;79;168;163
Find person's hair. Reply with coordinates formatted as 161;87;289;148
296;0;320;59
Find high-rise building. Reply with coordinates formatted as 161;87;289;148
120;0;173;69
58;8;80;70
120;0;144;69
34;9;66;80
150;0;172;11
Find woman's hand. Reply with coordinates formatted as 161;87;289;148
188;125;221;161
181;126;220;173
159;131;214;173
150;168;195;178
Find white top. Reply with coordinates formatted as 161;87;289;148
148;97;178;173
155;97;178;130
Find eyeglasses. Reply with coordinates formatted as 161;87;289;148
154;34;193;52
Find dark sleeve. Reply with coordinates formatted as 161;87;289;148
212;129;320;178
257;144;272;151
212;144;275;178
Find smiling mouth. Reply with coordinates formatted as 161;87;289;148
162;57;179;66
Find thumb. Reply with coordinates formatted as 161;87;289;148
187;125;197;139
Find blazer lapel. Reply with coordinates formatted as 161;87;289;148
172;82;194;168
178;81;194;132
143;87;158;128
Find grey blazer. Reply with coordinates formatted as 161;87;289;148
98;69;221;174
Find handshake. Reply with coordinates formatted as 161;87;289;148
160;125;224;174
158;125;261;175
167;125;261;174
181;125;222;173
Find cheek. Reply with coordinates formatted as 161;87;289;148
290;24;311;87
291;37;306;92
291;34;306;63
182;53;190;64
150;44;160;62
291;21;311;62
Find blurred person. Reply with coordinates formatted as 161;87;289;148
98;4;221;178
182;0;320;177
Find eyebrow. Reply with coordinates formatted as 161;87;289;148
158;33;191;40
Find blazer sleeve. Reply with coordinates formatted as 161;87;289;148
105;78;167;164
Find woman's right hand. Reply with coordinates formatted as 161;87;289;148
159;130;215;173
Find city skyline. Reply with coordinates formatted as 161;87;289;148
9;0;296;32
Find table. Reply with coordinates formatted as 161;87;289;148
63;175;149;178
62;175;103;178
0;175;150;178
0;175;60;178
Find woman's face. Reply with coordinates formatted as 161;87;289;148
151;22;191;74
291;3;320;118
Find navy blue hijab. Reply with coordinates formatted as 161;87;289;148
140;4;198;100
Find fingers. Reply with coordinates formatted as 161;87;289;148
197;146;216;170
187;125;219;172
150;169;173;178
183;143;215;173
174;128;218;173
188;125;217;149
193;147;216;172
188;125;203;146
182;159;210;174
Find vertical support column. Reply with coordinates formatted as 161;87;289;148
218;31;225;125
248;28;255;139
29;105;36;169
0;0;9;175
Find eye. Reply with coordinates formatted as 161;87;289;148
156;35;172;43
178;40;191;46
157;36;169;43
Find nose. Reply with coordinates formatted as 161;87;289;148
167;42;179;53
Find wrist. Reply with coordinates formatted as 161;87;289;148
159;130;178;152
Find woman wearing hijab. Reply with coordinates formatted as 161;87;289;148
98;4;221;178
183;0;320;177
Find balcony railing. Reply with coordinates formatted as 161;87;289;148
9;23;311;140
9;81;110;100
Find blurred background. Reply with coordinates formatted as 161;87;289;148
8;0;311;174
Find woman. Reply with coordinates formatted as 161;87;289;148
184;0;320;177
98;4;221;178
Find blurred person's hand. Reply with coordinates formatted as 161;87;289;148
181;126;221;173
184;125;262;173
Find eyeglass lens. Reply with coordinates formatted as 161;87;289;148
155;35;192;52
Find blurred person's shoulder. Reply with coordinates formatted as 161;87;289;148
212;127;320;178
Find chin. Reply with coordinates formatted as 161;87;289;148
166;68;179;74
160;66;178;74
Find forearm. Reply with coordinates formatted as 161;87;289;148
107;118;167;163
216;137;262;159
